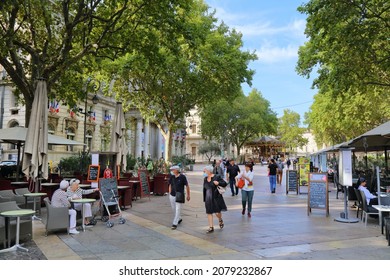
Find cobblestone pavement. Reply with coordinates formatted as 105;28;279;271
1;163;389;260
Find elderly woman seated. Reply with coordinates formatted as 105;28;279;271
67;179;99;227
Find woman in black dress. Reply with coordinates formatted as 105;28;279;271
203;165;227;233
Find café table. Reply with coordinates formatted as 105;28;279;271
10;181;29;188
23;192;47;220
70;198;96;232
372;205;390;234
79;184;91;189
129;179;140;201
0;209;35;253
117;185;131;209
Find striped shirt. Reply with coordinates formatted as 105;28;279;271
51;189;71;208
66;187;95;200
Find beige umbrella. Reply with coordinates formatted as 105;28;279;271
109;102;127;173
22;79;49;181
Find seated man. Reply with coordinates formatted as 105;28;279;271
67;179;99;227
358;177;378;206
51;180;79;234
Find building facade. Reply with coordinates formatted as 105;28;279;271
0;67;185;169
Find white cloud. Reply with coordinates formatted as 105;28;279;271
255;44;299;63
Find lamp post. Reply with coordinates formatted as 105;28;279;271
81;78;100;154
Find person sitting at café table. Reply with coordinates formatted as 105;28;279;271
51;180;79;234
67;178;99;227
358;177;378;206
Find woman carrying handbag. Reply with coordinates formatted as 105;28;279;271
235;163;254;218
203;165;227;233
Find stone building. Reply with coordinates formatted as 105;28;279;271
0;67;185;169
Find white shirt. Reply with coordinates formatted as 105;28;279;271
358;185;377;205
236;170;254;191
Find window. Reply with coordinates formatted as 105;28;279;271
191;124;197;134
86;130;93;151
66;128;75;152
48;124;55;150
192;146;197;156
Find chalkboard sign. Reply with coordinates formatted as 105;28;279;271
87;165;100;182
138;169;151;200
99;178;118;206
286;170;298;194
307;173;329;217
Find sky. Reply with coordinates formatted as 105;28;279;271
204;0;316;122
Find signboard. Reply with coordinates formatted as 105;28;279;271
339;149;352;186
99;178;118;205
87;165;100;182
286;170;298;194
307;172;329;217
138;168;151;200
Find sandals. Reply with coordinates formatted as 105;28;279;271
206;227;214;233
219;219;224;229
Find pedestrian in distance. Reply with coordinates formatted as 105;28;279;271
203;165;227;233
235;163;254;218
168;165;191;230
286;158;291;170
268;159;278;193
276;159;284;185
226;158;240;196
213;160;224;177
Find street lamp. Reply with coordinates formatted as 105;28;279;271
81;78;100;154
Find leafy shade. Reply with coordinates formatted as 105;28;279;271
305;89;390;145
296;0;390;93
200;89;277;156
105;0;256;161
278;109;308;154
198;142;221;162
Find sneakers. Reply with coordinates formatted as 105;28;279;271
69;228;80;235
171;225;177;230
248;212;252;218
84;221;95;227
242;209;246;215
178;219;183;224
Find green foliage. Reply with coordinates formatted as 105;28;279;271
58;152;91;175
126;154;137;171
297;0;390;93
102;0;256;161
198;142;221;162
306;89;390;145
200;88;277;155
278;109;308;153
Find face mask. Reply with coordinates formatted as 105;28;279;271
170;171;175;176
203;172;208;178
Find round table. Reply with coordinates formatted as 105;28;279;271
0;209;35;253
23;192;47;220
70;198;96;232
79;184;91;188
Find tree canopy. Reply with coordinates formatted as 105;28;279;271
198;142;221;162
200;89;277;156
296;0;390;93
0;0;193;126
103;0;257;161
278;109;308;153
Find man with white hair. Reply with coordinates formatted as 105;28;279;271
67;178;99;227
168;165;191;230
51;180;79;234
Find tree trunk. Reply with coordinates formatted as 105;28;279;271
164;129;173;163
24;91;34;128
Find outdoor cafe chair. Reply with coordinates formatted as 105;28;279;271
360;190;379;226
353;188;363;220
43;197;69;236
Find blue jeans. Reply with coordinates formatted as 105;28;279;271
269;175;277;192
229;178;238;195
242;190;254;212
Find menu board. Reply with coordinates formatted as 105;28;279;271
286;170;298;194
138;169;151;199
87;165;100;182
307;173;329;217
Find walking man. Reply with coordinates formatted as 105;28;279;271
168;165;190;230
226;159;240;196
